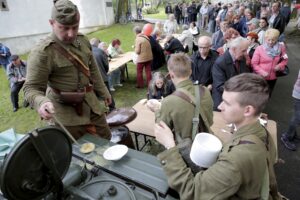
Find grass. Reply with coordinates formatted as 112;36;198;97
0;23;160;134
143;7;168;20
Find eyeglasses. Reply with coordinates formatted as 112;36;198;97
198;46;211;49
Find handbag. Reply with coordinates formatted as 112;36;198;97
276;65;289;77
276;45;289;77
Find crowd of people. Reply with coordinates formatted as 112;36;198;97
0;0;299;198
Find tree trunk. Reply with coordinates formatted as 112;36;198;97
117;0;129;19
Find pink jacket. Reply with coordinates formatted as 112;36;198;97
251;43;288;80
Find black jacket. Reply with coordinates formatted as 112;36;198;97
165;5;173;14
164;38;185;54
191;50;219;86
149;36;166;71
272;13;286;34
212;50;251;110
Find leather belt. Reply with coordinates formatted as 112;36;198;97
51;85;94;94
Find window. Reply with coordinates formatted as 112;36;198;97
0;0;9;11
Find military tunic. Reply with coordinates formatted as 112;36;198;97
157;121;277;200
24;33;110;127
155;79;213;140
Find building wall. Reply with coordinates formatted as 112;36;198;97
0;0;114;55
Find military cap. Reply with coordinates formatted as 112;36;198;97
51;0;79;25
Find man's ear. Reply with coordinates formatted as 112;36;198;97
49;19;55;26
169;70;175;79
244;105;256;117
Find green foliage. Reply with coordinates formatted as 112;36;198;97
0;23;156;134
144;7;159;14
143;6;167;20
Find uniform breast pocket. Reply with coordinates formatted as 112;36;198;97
55;59;77;76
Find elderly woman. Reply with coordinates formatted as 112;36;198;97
108;39;123;91
246;32;260;59
251;28;288;96
178;24;194;53
216;28;240;55
163;14;179;34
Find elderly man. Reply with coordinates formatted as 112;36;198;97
190;36;218;90
134;25;153;88
154;73;280;200
212;37;251;111
164;14;179;34
24;0;111;139
211;20;229;50
7;55;27;112
164;34;185;55
90;38;116;111
178;24;194;53
246;17;260;33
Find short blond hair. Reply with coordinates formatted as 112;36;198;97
264;28;280;41
167;53;191;78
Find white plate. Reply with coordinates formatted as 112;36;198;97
103;145;128;161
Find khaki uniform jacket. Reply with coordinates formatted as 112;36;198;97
24;33;110;126
155;79;213;139
158;121;277;200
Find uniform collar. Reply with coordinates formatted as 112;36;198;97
175;79;193;89
51;32;80;48
231;120;262;141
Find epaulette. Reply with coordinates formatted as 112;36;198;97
36;36;55;51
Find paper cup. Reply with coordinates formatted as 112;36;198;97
190;133;222;168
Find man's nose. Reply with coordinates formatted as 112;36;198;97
67;29;76;38
218;102;223;110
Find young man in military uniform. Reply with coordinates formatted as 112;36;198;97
154;73;281;199
24;0;111;140
149;53;213;140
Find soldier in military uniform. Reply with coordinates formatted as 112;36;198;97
154;73;281;200
149;53;213;140
24;0;111;140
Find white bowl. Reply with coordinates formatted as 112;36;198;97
190;133;222;168
103;145;128;161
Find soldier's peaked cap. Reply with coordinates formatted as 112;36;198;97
51;0;79;25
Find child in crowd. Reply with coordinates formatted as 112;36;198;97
148;72;171;99
108;39;123;91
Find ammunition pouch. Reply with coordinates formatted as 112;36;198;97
60;91;85;105
59;91;85;116
51;85;94;116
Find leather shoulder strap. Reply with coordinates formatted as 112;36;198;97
172;90;195;106
52;43;91;78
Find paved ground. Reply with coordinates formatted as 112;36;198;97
143;18;300;199
266;24;300;200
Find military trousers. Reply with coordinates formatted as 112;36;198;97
64;112;111;140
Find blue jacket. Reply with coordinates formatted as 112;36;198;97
0;44;11;65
